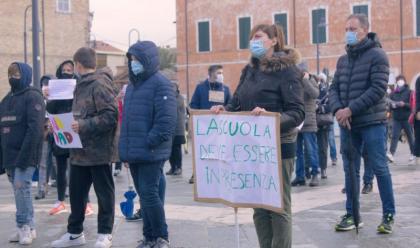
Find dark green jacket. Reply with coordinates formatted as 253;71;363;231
70;72;118;166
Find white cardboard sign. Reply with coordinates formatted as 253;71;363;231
191;111;283;213
48;79;76;100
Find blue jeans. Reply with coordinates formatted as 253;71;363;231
362;145;374;185
296;132;320;180
340;124;395;216
130;161;168;241
328;125;337;160
390;119;415;155
7;167;36;228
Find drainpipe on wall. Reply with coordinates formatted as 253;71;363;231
292;0;296;48
400;0;404;75
184;0;190;101
42;0;46;75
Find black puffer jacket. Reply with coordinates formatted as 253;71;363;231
390;85;411;121
329;33;389;129
0;63;45;170
226;49;305;159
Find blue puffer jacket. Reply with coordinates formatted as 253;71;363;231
119;41;177;163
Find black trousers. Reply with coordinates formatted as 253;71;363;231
55;155;68;202
169;143;183;170
317;127;329;171
67;164;115;234
414;120;420;156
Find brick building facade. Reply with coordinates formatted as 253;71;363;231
0;0;91;97
176;0;420;100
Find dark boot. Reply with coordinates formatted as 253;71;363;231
189;175;194;184
321;169;327;179
309;175;320;187
166;168;175;175
34;191;46;200
362;183;373;194
305;167;311;180
291;178;306;186
173;168;182;175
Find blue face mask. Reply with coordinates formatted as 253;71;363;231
131;60;144;75
345;31;358;46
249;39;267;59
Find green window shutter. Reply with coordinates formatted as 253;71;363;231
353;5;369;18
417;0;420;36
274;13;288;45
239;17;251;49
198;21;210;52
312;9;326;44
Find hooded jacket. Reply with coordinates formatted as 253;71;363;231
225;49;305;159
0;62;45;170
390;84;411;121
97;66;120;96
46;60;76;157
329;33;389;129
70;70;118;166
300;77;320;132
119;41;177;163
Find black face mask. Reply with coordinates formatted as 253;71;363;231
61;73;74;79
9;78;21;91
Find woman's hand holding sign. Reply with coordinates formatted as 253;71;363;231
210;105;225;114
251;107;266;116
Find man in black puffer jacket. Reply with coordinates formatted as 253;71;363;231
329;14;395;234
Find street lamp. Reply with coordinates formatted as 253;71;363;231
89;33;97;48
128;29;140;47
32;0;42;89
24;5;32;63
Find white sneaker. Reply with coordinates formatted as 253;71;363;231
18;225;33;245
409;155;415;161
51;232;86;248
386;152;394;163
94;234;112;248
9;228;36;242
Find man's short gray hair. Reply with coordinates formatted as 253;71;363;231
347;14;370;30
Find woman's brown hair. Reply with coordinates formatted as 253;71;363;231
249;24;286;52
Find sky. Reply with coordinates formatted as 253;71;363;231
89;0;177;51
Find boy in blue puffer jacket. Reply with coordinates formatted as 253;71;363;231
119;41;177;248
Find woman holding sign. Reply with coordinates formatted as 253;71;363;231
211;24;305;248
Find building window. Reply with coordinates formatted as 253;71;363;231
312;8;327;44
197;21;210;52
352;3;371;30
96;54;107;69
238;17;251;49
274;13;288;45
417;0;420;36
56;0;71;13
353;4;369;17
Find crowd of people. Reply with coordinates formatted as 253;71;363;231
0;12;419;248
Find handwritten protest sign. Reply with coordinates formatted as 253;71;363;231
191;111;283;213
48;113;83;148
48;79;76;100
